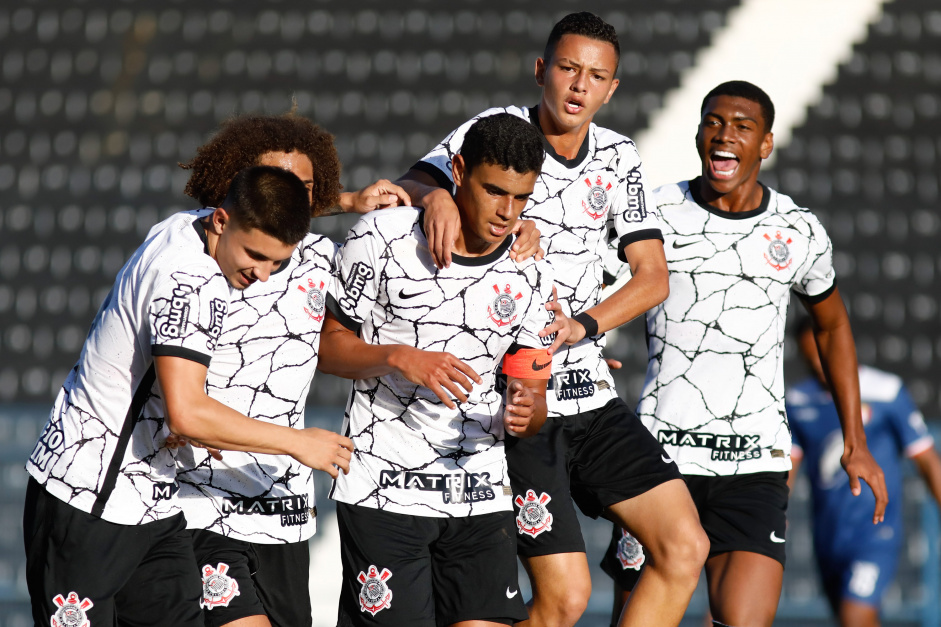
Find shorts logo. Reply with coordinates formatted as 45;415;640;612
339;262;374;312
50;591;93;627
488;284;522;327
299;278;326;322
358;565;393;616
624;167;647;222
582;175;612;220
200;563;240;610
159;284;194;338
615;530;646;571
763;231;793;271
514;489;553;537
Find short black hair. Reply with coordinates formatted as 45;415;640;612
460;114;544;176
544;12;620;68
701;81;775;132
223;166;311;246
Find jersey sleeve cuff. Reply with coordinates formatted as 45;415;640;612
617;229;664;262
794;279;837;305
905;435;935;459
410;161;454;191
326;295;362;335
151;344;212;367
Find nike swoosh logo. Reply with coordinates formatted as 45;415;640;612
662;454;673;464
671;240;697;249
398;289;430;300
770;531;786;543
531;359;551;371
506;587;518;599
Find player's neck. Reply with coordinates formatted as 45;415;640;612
453;228;505;258
536;104;592;161
200;216;221;260
697;172;764;213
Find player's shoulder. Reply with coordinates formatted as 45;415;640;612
472;105;530;123
858;365;904;403
349;207;423;245
766;186;826;231
653;180;691;208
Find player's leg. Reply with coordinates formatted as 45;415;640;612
704;551;782;627
506;415;592;627
838;600;881;627
250;540;312;627
434;511;528;627
336;503;437;627
833;553;897;627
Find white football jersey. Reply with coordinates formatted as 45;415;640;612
159;212;337;543
328;208;554;517
639;179;837;476
415;106;661;417
26;212;232;524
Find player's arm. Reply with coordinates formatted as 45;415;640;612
802;288;888;523
397;168;542;268
912;446;941;510
155;355;353;478
317;311;482;410
541;238;669;345
332;179;411;215
787;449;803;491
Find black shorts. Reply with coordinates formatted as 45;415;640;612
506;397;681;557
336;503;528;627
23;478;203;627
601;471;790;589
191;530;311;627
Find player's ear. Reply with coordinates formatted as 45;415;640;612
451;154;467;188
760;131;774;160
208;207;229;235
535;57;546;87
603;78;620;104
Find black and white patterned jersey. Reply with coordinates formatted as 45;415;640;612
151;212;337;543
413;106;662;417
26;212;232;525
327;207;554;517
638;179;837;476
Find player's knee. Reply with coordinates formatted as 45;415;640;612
533;576;591;627
649;521;708;583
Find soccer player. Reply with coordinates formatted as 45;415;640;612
23;166;353;627
787;318;941;627
319;113;560;627
396;12;707;627
600;80;889;627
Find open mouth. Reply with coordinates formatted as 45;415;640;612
564;98;584;115
709;150;739;179
490;223;509;237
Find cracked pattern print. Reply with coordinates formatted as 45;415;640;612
418;106;662;417
26;212;231;524
637;180;836;476
154;212;337;543
328;208;554;517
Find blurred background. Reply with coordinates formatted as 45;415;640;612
0;0;938;625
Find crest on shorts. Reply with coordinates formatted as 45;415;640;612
763;231;793;271
615;530;645;571
51;591;94;627
488;284;522;327
200;563;240;610
582;175;612;220
514;489;553;537
358;565;393;616
299;278;326;322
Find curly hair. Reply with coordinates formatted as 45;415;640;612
180;113;342;216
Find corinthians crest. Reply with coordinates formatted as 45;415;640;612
615;529;646;571
514;489;553;537
200;563;240;610
582;175;612;220
299;278;326;321
763;231;793;271
358;565;393;616
50;591;94;627
488;284;522;327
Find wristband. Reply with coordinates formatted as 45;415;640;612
573;312;599;338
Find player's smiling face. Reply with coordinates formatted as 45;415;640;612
696;95;774;195
451;157;538;256
257;151;315;208
209;209;296;290
536;34;619;134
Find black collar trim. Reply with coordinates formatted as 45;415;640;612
418;209;515;267
529;105;590;168
688;177;770;220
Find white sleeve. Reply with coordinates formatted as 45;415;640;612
793;213;836;301
608;143;663;261
150;266;231;365
327;218;381;333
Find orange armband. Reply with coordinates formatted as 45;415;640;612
502;347;552;380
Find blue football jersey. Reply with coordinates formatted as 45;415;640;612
786;366;933;548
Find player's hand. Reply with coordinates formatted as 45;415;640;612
509;220;544;263
342;180;411;214
504;380;536;435
422;188;461;269
165;433;223;461
842;444;888;524
604;358;622;370
293;427;354;479
538;286;573;355
390;346;482;409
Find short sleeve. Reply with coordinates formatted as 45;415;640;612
889;385;934;458
792;214;836;303
326;218;381;334
150;268;231;366
608;144;663;262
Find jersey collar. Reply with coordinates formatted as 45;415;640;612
529;105;590;169
417;209;515;267
687;177;770;220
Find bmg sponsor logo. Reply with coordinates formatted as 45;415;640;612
339;262;375;312
159;284;195;338
624;167;647;223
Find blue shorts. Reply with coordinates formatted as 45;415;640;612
815;529;901;610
